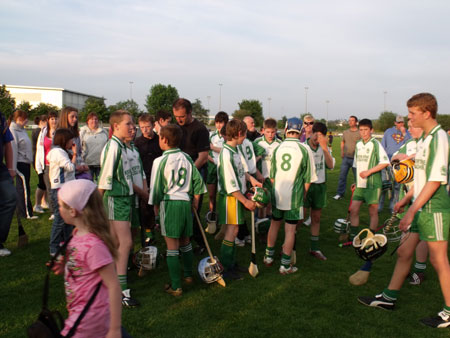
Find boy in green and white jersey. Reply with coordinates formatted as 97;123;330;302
359;93;450;329
264;117;317;274
98;110;138;307
149;124;207;296
304;122;334;261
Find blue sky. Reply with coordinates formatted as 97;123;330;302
1;0;450;120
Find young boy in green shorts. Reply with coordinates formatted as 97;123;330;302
98;110;138;307
348;118;389;285
217;119;260;280
149;124;207;296
263;117;317;274
359;93;450;328
304;122;334;261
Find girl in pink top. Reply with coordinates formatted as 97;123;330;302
53;179;122;338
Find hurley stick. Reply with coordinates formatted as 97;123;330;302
248;211;259;277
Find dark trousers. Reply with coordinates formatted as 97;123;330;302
0;172;17;245
49;189;73;254
16;162;33;218
139;198;156;248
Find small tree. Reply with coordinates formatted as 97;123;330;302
374;111;396;131
233;109;251;121
107;100;142;121
192;98;209;125
80;97;108;122
30;103;59;120
145;84;179;115
437;114;450;131
237;99;264;126
277;115;287;129
17;101;32;115
0;85;16;119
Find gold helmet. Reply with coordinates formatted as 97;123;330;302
392;159;414;184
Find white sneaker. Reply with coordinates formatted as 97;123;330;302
244;235;252;244
33;205;44;214
303;217;311;226
235;238;245;247
0;247;11;257
263;256;274;266
27;215;39;220
333;194;342;200
279;265;298;275
49;214;55;220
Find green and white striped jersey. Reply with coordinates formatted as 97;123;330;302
270;138;317;210
414;125;449;212
218;143;246;195
353;137;389;189
254;136;281;178
394;138;417;158
149;148;206;205
304;142;334;184
127;143;146;207
98;135;133;196
209;130;224;165
238;138;265;175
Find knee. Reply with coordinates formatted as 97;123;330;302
396;246;414;262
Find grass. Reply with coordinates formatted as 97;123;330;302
1;137;449;338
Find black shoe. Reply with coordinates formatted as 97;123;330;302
358;294;395;310
421;311;450;328
193;246;205;256
223;270;243;281
122;289;140;307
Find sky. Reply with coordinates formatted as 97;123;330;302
1;0;450;121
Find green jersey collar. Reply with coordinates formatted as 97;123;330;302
224;143;237;153
163;148;181;155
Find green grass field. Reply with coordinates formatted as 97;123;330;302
0;137;449;338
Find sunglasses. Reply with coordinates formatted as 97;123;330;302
304;122;314;126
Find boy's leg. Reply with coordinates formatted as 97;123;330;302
427;241;450;306
349;200;363;240
111;220;133;289
264;218;282;265
310;209;326;260
279;221;298;274
164;236;182;293
179;237;193;280
409;240;428;285
368;204;379;232
220;225;239;273
207;183;216;212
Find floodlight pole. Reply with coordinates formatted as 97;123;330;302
218;84;223;110
304;86;309;115
129;81;134;100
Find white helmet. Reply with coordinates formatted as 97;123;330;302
334;218;350;234
205;211;217;234
133;246;158;271
198;256;224;284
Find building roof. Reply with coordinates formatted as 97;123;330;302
4;84;104;100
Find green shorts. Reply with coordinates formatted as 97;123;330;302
103;195;132;222
304;183;327;210
206;161;218;185
353;187;381;205
263;178;272;204
272;206;303;223
218;194;245;225
160;200;193;238
413;211;450;242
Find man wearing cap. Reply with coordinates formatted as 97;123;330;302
379;115;411;212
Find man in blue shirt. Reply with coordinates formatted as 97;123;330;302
379;115;411;212
0;110;18;256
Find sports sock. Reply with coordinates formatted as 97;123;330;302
310;236;319;251
281;253;291;268
166;249;181;290
411;260;426;274
265;246;275;258
220;240;234;270
232;242;237;266
180;243;193;278
349;225;359;241
360;260;372;272
443;305;450;316
118;275;127;291
382;288;398;301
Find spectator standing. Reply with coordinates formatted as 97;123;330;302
154;110;172;136
243;116;261;141
333;116;361;200
299;114;315;143
32;115;48;212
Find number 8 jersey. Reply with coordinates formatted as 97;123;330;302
270;138;317;210
149;148;206;205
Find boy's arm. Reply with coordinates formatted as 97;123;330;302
245;172;262;188
231;190;256;211
98;143;116;191
210;144;222;153
148;158;164;206
98;263;122;338
359;162;389;178
318;133;334;169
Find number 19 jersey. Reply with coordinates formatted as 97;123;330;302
271;138;317;210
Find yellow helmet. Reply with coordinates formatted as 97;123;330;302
392;159;414;184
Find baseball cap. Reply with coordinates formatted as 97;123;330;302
395;115;404;123
285;117;303;134
58;179;97;212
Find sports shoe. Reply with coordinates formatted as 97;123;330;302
303;217;311;226
333;194;342;200
309;250;327;261
33;205;45;214
41;203;49;209
0;247;11;257
357;294;395;310
122;289;140;307
263;256;274;267
164;284;183;296
349;269;370;286
49;214;55;221
223;270;243;281
235;238;245;247
409;272;425;285
27;215;39;220
183;276;194;284
421;311;450;328
244;235;252;244
279;265;298;275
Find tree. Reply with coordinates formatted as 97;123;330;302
374;111;396;131
80;97;108;122
145;84;179;115
0;85;16;119
192;98;209;125
235;99;264;126
107;100;142;122
30;103;59;120
17;101;32;115
277;115;287;129
437;114;450;131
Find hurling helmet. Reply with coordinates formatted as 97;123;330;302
205;211;217;234
352;229;388;261
285;117;303;134
255;218;271;234
198;256;224;284
334;218;350;234
382;213;402;243
392;159;415;184
246;187;270;209
133;246;158;271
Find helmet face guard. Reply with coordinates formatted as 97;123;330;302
133;246;158;270
352;229;388;261
255;218;271;234
334;218;350;234
382;214;402;243
392;159;415;184
198;256;224;284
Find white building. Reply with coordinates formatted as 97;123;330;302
4;84;104;111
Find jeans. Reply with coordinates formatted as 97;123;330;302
336;156;356;197
0;172;17;245
379;179;400;213
49;189;73;254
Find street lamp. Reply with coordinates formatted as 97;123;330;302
129;81;134;100
218;84;223;110
304;87;309;115
326;100;330;125
384;91;388;112
268;97;272;117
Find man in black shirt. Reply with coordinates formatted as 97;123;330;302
173;98;210;254
244;116;261;141
135;114;162;245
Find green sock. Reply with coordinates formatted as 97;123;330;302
118;275;127;291
220;240;234;270
412;260;427;274
166;250;181;290
349;226;360;241
281;253;291;268
444;305;450;316
310;236;319;251
382;288;398;301
180;243;193;278
265;246;275;258
232;242;237;267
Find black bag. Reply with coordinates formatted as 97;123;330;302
27;236;101;338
